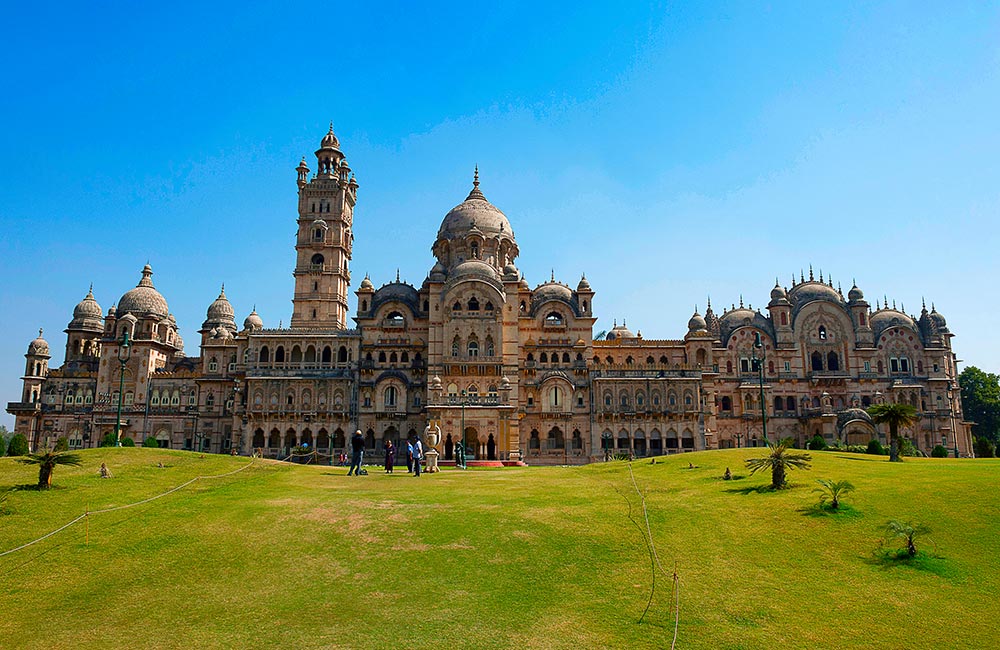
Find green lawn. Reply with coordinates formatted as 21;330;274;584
2;448;999;649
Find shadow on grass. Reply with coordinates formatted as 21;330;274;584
864;547;952;578
798;503;863;519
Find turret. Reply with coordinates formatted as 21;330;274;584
847;280;873;346
22;329;50;403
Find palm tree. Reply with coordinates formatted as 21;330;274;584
885;520;931;557
814;478;855;509
745;438;812;489
16;449;83;489
868;403;919;462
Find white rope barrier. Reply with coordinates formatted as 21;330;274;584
0;458;256;559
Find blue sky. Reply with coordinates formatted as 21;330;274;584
2;2;999;427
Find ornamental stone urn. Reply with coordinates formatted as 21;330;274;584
424;424;441;473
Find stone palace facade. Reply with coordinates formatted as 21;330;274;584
7;127;975;462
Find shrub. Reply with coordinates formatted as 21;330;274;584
0;434;6;457
931;445;948;458
974;437;995;458
807;435;827;451
100;432;117;447
866;439;885;455
54;437;69;452
6;434;29;456
121;437;135;447
900;438;923;457
142;436;160;448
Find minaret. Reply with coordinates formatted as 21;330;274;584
290;123;358;329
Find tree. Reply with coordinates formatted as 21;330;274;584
807;434;827;450
866;439;885;455
6;433;29;457
974;436;995;458
100;432;117;447
868;403;918;462
0;423;8;456
814;479;855;509
54;436;69;452
931;445;948;458
959;367;1000;444
16;449;83;489
142;436;160;448
745;438;812;489
885;520;931;557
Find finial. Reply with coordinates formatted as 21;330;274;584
88;282;93;294
809;265;814;281
706;296;712;310
883;295;888;309
800;269;805;283
328;121;334;133
739;295;744;308
901;302;905;313
38;327;43;337
396;268;400;282
252;304;257;312
931;302;936;312
220;282;225;293
892;299;896;310
922;297;926;310
279;319;283;328
550;269;555;282
613;319;617;327
837;282;842;294
775;277;779;286
623;318;627;327
819;269;823;283
473;165;479;188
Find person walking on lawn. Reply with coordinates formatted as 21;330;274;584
413;436;423;477
348;430;365;476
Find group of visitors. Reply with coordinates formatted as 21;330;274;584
346;430;422;477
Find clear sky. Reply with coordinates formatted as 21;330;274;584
2;2;999;427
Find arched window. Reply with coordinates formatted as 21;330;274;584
468;341;479;357
811;351;823;371
818;325;827;341
384;386;397;407
453;302;461;311
485;301;494;311
486;337;495;357
625;356;634;366
540;352;548;363
900;357;910;373
647;356;655;365
721;396;732;411
468;297;480;311
401;351;409;363
550;386;561;407
451;337;460;357
604;392;612;407
389;352;398;363
290;346;302;363
386;311;405;327
338;346;347;363
311;253;325;266
545;312;563;326
470;241;479;259
275;346;285;363
780;312;788;325
259;346;270;363
827;352;840;372
527;353;535;362
774;396;783;412
378;351;387;363
786;396;796;412
562;352;570;363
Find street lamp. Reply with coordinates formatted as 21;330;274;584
113;329;132;447
601;431;613;461
751;332;768;445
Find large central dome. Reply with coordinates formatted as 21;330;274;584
118;264;169;317
436;170;515;242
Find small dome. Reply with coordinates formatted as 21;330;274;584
848;284;864;302
688;310;707;332
118;264;169;317
577;275;592;292
770;282;786;301
360;275;375;291
450;259;500;283
503;263;519;278
320;123;340;149
929;305;949;332
206;286;234;321
73;286;103;320
244;308;263;331
518;275;529;289
533;281;573;305
27;328;49;356
606;321;636;341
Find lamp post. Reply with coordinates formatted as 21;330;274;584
113;329;131;447
752;332;768;445
601;431;613;461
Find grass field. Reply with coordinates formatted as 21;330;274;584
2;448;999;649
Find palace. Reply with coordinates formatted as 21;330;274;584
7;127;974;462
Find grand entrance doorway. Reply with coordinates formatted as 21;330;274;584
465;426;479;460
